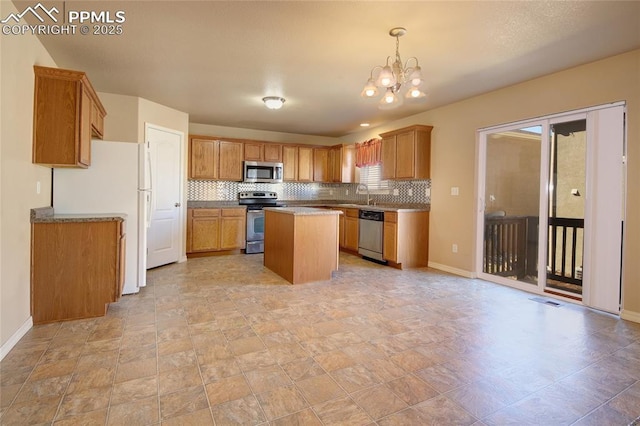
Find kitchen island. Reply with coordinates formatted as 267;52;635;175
264;207;341;284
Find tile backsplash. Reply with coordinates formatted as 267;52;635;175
188;180;431;204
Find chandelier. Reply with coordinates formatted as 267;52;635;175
361;27;426;110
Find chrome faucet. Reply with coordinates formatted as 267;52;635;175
356;183;371;205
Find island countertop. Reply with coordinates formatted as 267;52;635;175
263;206;342;216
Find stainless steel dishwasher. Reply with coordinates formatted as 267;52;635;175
358;209;386;262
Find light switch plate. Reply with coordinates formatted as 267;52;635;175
451;187;459;196
408;188;413;196
425;188;431;197
393;189;399;196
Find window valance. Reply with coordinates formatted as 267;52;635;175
355;138;381;168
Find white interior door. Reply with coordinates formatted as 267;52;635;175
146;124;183;269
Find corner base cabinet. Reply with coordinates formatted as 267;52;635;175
31;219;125;324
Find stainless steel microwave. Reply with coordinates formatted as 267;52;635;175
243;161;283;183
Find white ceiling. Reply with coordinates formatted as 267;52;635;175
24;1;640;137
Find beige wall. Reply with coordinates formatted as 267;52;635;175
0;1;57;351
340;49;639;318
189;122;337;146
98;92;139;143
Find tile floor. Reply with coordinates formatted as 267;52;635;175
1;253;640;425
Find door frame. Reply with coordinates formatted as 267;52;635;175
475;102;626;311
145;122;186;267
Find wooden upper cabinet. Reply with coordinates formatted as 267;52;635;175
244;142;263;162
32;66;106;168
188;136;243;181
218;140;243;181
313;147;329;182
190;138;218;179
379;125;432;180
244;141;282;163
381;135;397;180
282;145;298;181
263;143;282;162
298;147;314;182
329;144;356;183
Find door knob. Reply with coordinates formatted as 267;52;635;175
174;202;181;207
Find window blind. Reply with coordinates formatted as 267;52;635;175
358;164;389;193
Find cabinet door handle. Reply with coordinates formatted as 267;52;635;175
175;202;181;207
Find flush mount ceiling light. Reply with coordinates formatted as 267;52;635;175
361;27;426;110
262;96;286;110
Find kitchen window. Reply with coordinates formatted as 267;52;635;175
356;138;389;194
358;164;389;193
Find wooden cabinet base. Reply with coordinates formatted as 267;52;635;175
186;249;243;258
31;220;124;325
264;210;339;284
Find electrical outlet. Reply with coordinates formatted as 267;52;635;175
451;187;459;196
408;188;413;196
346;189;349;195
425;188;431;197
329;189;333;195
452;244;458;253
393;188;399;196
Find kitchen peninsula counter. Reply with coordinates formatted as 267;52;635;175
263;207;341;284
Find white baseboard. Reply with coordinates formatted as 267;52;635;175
0;316;33;361
428;262;476;279
620;309;640;324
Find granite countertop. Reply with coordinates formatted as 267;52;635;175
283;201;430;212
263;206;342;216
187;200;429;212
31;207;126;223
188;201;245;209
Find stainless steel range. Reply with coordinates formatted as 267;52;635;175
238;191;285;254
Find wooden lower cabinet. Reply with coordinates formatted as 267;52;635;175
383;211;429;268
187;208;246;254
31;219;125;324
343;208;359;252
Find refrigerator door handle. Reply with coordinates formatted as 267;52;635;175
146;191;153;228
147;150;154;192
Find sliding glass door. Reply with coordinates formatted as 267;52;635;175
547;118;586;295
481;125;543;287
476;104;625;313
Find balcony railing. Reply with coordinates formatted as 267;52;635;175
483;215;583;288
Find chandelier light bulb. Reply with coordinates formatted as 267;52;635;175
406;87;426;99
360;78;378;97
384;91;395;103
409;66;423;86
377;65;396;88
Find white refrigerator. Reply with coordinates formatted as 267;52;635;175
53;140;152;295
